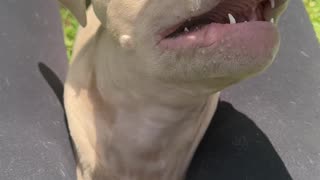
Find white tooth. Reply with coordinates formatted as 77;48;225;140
228;13;236;24
270;0;275;8
270;18;274;23
184;27;189;32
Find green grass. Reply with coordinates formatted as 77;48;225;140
60;7;78;59
60;2;320;59
304;0;320;42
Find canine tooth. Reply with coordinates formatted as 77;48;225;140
228;13;236;24
270;0;275;8
270;18;274;23
184;27;189;32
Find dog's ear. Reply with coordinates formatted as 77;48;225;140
59;0;87;26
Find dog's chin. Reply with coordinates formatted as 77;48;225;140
111;0;286;92
148;23;279;87
140;0;286;86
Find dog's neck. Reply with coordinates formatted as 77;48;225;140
80;29;220;179
78;29;218;180
93;84;219;179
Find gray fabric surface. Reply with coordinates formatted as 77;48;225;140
0;0;319;180
0;0;75;179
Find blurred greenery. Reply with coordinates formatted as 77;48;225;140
304;0;320;42
60;7;78;59
60;1;320;59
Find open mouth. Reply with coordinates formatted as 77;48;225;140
159;0;287;49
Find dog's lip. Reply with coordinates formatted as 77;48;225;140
156;0;287;49
158;21;279;50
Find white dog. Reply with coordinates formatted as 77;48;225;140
59;0;288;179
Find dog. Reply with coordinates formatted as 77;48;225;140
59;0;288;179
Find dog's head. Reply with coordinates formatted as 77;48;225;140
60;0;288;94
